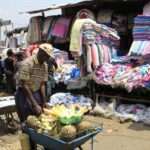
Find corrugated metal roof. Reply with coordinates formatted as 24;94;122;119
20;0;149;14
21;0;93;14
7;26;28;35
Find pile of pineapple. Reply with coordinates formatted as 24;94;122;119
26;104;95;140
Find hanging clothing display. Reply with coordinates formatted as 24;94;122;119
27;16;43;44
27;16;72;44
42;16;54;41
51;17;72;39
69;18;97;56
70;18;119;74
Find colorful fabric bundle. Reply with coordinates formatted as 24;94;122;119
94;63;132;86
94;63;150;92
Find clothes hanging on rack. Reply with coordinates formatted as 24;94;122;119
42;16;54;41
51;17;72;39
27;16;43;44
70;18;119;74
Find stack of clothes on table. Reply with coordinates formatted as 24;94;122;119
48;92;93;109
128;15;150;56
94;63;150;92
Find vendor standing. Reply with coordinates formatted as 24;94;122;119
15;43;54;122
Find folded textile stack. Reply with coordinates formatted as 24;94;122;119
133;16;150;41
128;15;150;56
94;63;150;92
94;63;132;86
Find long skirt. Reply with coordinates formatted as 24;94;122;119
15;88;43;122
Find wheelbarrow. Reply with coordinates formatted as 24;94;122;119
24;126;102;150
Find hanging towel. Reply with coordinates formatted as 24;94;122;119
86;44;92;73
97;44;104;64
91;44;100;68
69;18;97;56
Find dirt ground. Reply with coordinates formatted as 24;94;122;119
0;116;150;150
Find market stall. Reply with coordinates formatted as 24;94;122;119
93;1;150;104
19;1;150;148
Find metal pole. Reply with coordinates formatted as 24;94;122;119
0;26;1;41
91;137;94;150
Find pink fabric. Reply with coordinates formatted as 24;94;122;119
91;44;100;67
86;45;92;73
51;17;71;38
101;44;111;63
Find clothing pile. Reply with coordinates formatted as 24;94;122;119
116;104;146;122
94;63;150;92
53;63;80;84
48;92;93;109
53;48;69;67
91;97;150;125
